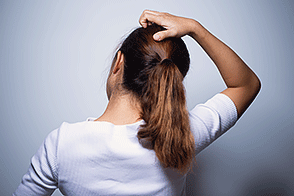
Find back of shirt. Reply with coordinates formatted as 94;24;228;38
57;120;187;195
13;93;237;196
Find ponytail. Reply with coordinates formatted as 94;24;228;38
138;59;195;173
117;24;193;172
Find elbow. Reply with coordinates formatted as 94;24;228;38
257;77;261;94
251;74;261;98
255;74;261;93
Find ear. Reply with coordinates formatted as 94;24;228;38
112;51;124;74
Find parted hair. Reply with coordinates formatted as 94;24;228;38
110;24;195;173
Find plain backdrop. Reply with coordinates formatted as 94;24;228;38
1;0;293;195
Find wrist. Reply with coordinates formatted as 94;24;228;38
188;20;207;40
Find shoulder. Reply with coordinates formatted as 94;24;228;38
42;119;96;155
54;120;93;144
189;94;238;154
56;119;93;135
189;93;237;129
55;119;120;151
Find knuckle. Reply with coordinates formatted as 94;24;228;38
144;9;151;15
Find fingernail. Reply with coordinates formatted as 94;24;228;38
154;34;160;41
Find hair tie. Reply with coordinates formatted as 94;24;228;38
160;58;173;64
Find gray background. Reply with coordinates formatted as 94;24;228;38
1;0;293;195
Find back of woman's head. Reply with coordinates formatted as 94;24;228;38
110;24;195;173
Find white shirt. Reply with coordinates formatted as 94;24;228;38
14;93;237;196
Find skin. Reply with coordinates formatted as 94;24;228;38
95;51;142;125
96;10;261;124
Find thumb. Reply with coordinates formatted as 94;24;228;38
153;30;171;41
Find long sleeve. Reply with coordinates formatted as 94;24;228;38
13;128;59;196
189;93;238;155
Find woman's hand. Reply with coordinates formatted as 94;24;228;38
139;10;196;41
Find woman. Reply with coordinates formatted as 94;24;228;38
14;10;260;195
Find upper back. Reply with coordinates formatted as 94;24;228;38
56;119;187;195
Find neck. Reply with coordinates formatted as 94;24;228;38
95;93;142;125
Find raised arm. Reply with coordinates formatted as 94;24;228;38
139;10;261;118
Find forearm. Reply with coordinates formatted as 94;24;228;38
189;20;261;117
189;21;258;88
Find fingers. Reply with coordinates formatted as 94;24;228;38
153;30;171;41
139;10;178;41
139;10;162;28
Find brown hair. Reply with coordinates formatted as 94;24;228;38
110;24;195;172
